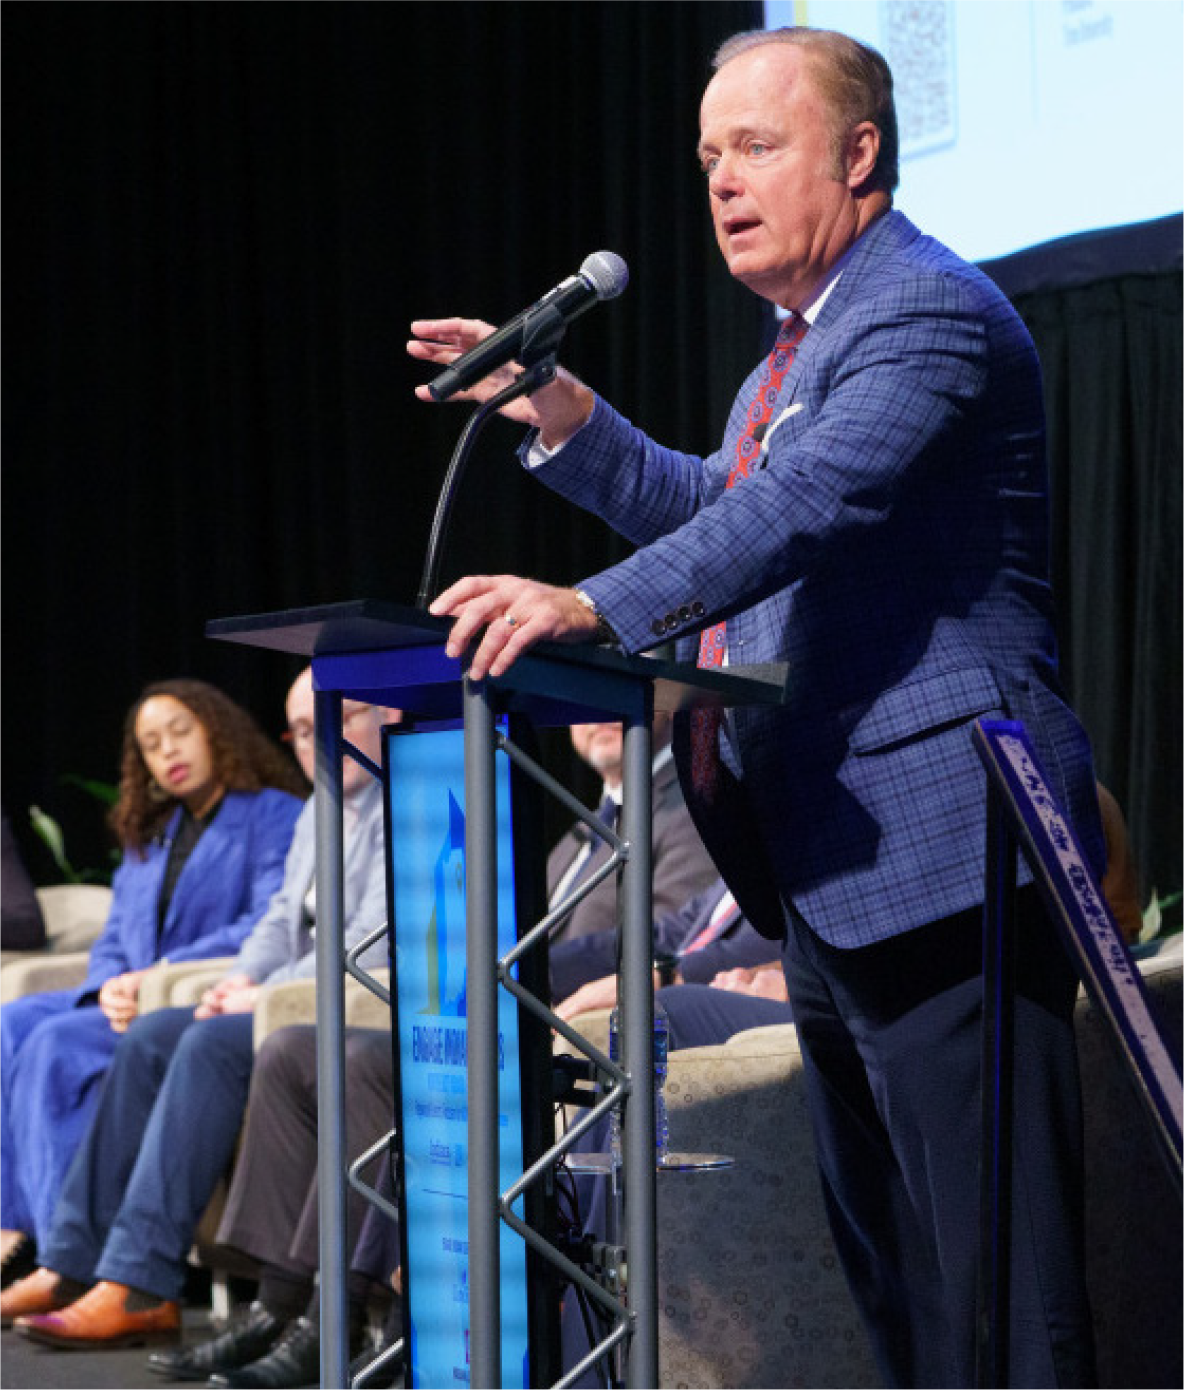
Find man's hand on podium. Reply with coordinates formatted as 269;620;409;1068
429;574;599;681
408;316;594;448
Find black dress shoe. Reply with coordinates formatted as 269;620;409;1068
0;1235;37;1291
207;1315;320;1388
146;1301;290;1382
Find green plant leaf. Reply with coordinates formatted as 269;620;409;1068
28;804;80;882
59;774;120;807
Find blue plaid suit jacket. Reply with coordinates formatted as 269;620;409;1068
529;211;1104;947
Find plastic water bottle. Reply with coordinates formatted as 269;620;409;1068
609;996;670;1168
653;997;669;1162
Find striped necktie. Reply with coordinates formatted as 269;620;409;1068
680;889;741;953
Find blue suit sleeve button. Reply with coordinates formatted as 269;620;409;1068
677;605;692;622
692;601;705;617
651;619;667;637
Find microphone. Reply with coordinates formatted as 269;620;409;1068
427;251;629;402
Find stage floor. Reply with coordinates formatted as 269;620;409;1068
2;1306;215;1389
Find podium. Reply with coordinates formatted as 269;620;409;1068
208;599;784;1388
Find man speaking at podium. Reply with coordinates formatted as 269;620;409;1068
410;26;1102;1389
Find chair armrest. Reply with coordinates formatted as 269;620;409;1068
0;949;39;971
723;1021;798;1054
345;970;391;1030
0;950;91;1003
252;971;393;1050
138;958;236;1014
253;978;317;1047
560;1006;613;1058
34;884;113;955
50;922;108;956
1162;930;1184;959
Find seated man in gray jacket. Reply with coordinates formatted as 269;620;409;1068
2;667;396;1351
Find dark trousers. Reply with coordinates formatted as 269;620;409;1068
657;981;793;1048
350;1165;401;1288
782;891;1095;1389
43;1007;255;1300
215;1025;396;1278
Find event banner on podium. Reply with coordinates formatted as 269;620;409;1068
386;723;531;1389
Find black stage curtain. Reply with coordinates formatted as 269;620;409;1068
2;1;764;869
3;3;1179;916
1018;268;1182;909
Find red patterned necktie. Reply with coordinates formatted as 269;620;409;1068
690;313;809;797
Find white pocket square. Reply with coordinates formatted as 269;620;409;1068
761;402;805;453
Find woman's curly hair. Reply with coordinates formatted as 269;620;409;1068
109;678;308;853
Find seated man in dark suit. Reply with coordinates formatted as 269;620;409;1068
546;713;719;947
552;876;780;1013
659;962;793;1046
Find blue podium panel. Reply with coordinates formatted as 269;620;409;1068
385;722;532;1389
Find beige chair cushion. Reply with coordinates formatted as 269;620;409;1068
251;971;391;1049
554;1004;875;1387
0;884;114;1001
657;1026;878;1388
36;883;114;953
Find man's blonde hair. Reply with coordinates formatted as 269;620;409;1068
712;26;899;196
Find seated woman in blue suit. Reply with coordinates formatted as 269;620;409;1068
0;678;305;1273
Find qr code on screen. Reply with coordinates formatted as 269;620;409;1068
880;0;957;158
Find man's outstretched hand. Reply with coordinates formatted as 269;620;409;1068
408;316;594;448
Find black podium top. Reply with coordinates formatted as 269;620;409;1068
207;599;786;727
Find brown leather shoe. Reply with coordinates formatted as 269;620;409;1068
0;1267;73;1328
16;1280;180;1349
